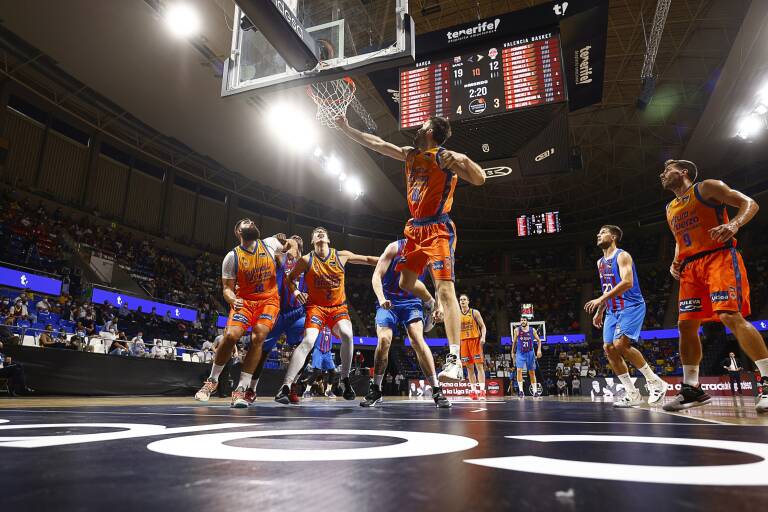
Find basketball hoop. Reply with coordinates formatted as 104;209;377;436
306;77;356;129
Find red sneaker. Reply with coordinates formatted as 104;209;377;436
230;386;248;408
289;383;301;404
244;389;257;404
479;390;487;400
469;391;479;400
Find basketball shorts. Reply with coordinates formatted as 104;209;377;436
262;306;305;353
460;337;483;364
603;303;645;344
396;214;456;281
678;248;751;322
375;299;424;335
226;297;279;332
311;348;336;371
515;351;537;371
305;304;350;330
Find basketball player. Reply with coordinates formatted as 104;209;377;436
194;219;287;407
584;225;668;408
242;234;305;404
276;227;378;404
336;116;485;383
459;294;487;400
361;239;451;408
660;159;768;412
512;316;542;398
308;326;337;394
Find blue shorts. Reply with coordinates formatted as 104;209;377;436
262;307;305;353
311;348;336;371
515;351;537;371
603;303;646;344
375;300;423;335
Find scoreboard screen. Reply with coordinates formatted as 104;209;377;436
516;211;561;237
399;31;565;129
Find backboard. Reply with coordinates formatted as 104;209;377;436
221;0;414;97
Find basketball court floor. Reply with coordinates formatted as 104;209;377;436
2;396;766;511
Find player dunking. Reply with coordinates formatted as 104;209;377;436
459;294;487;400
336;116;486;382
584;225;668;408
194;219;286;407
275;227;378;403
512;316;542;399
660;159;768;412
362;238;450;408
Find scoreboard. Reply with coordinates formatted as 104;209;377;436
399;31;565;129
516;211;561;237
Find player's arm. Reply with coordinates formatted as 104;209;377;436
511;329;517;355
584;252;635;314
371;242;398;310
440;151;486;186
670;242;681;280
335;116;412;161
286;255;311;305
698;179;760;243
221;251;242;310
472;309;487;344
338;250;378;267
533;329;543;358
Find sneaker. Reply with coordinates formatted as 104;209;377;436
423;300;436;333
469;391;479;400
325;389;336;398
275;384;291;405
662;384;712;411
230;386;248;408
289;383;301;404
518;390;525;399
756;377;768;414
302;390;313;399
646;377;667;406
432;386;451;408
360;383;383;407
613;390;643;408
194;378;217;402
438;354;463;382
479;390;487;400
244;389;257;404
341;377;356;400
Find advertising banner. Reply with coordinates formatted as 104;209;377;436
409;378;506;398
92;287;197;322
0;264;62;296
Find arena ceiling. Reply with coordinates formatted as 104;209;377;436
1;0;766;238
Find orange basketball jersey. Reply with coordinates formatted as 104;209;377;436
460;308;480;340
405;147;457;219
233;241;279;301
666;183;735;261
305;248;346;307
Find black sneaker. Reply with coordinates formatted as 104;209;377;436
360;383;383;407
432;386;452;408
274;384;291;405
341;377;356;400
662;383;712;411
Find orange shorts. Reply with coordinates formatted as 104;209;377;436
227;297;279;331
678;248;751;322
460;337;483;364
305;304;350;330
396;215;456;281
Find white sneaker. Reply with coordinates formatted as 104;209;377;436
646;377;668;405
757;377;768;414
302;390;313;399
613;390;643;408
423;300;435;333
438;354;464;382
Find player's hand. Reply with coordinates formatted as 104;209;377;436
294;291;308;305
480;337;486;345
536;350;542;359
379;299;392;310
333;116;350;131
592;312;604;329
275;232;288;245
439;150;459;170
432;307;444;324
709;222;739;243
670;260;681;280
584;298;603;314
232;298;244;311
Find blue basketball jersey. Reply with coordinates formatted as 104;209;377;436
381;239;426;304
598;249;644;313
277;254;306;312
315;327;332;354
516;327;534;353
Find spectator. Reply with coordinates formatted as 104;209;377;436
395;372;404;396
104;316;119;334
385;373;394;395
35;297;51;314
557;376;567;396
0;297;10;317
200;338;214;363
163;311;173;324
0;344;33;396
108;336;129;356
721;352;744;396
118;302;130;319
130;331;148;357
572;375;581;396
38;324;56;348
150;341;166;359
0;318;20;346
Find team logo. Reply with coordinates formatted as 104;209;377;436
329;260;337;267
258;313;273;321
311;315;322;325
710;291;729;303
679;298;702;312
469;98;487;114
433;260;445;270
333;312;349;320
729;286;737;300
488;48;498;59
239;257;249;268
535;147;555;162
232;313;248;324
487;382;500;392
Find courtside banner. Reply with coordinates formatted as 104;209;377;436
409;378;506;398
584;375;759;399
0;264;61;295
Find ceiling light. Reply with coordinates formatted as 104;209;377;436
343;176;363;198
165;3;201;38
755;104;768;116
326;156;342;175
265;104;317;150
338;171;348;182
313;146;323;158
736;114;763;140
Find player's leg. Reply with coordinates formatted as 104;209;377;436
607;337;642;408
195;322;245;401
718;311;768;412
276;326;319;404
516;365;525;398
332;318;356;400
528;370;538;396
229;324;270;407
398;269;438;332
405;319;450;408
474;342;486;398
362;325;393;407
613;341;667;406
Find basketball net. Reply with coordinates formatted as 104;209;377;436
306;77;356;129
